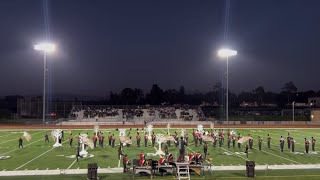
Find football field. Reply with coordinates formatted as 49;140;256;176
0;127;319;178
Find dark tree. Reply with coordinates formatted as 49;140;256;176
254;86;265;105
281;81;298;104
146;84;164;105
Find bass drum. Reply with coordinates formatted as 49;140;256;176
144;159;153;166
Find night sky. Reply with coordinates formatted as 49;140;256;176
1;0;320;96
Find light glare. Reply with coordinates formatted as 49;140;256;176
34;43;56;53
218;48;237;58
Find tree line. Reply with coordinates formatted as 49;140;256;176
102;81;320;108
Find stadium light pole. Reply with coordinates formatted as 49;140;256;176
292;101;295;122
218;48;237;124
34;43;56;125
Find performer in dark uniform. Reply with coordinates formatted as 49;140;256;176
123;154;128;172
287;133;291;149
18;137;23;148
61;130;64;141
203;142;208;160
111;134;115;148
305;138;310;153
291;137;295;152
280;136;284;152
258;136;262;150
312;137;316;151
232;134;236;147
93;133;97;148
151;132;156;147
108;132;111;146
179;137;186;162
136;132;141;147
76;145;80;162
245;144;249;158
219;136;222;147
227;136;231;148
69;134;73;147
249;135;253;149
237;134;241;148
144;133;148;147
267;134;271;149
118;145;123;160
195;132;199;147
45;134;49;143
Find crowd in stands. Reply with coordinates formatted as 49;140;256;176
158;107;177;119
69;105;204;121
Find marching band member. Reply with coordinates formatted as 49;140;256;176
136;132;141;147
312;137;316;151
159;155;165;165
123;154;128;172
195;152;202;164
232;133;236;147
280;136;284;152
305;138;310;153
287;133;291;149
203;142;208;159
258;136;262;150
144;133;148;147
291;137;295;152
267;134;271;149
189;153;195;163
139;151;145;166
167;153;173;163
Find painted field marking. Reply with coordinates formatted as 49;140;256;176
220;147;248;161
14;148;54;171
67;159;77;170
0;134;13;138
263;131;320;158
0;131;44;145
0;138;43;156
248;131;303;164
14;132;84;171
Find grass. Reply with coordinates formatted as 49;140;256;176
0;128;319;178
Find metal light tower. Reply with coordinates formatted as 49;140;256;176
34;43;56;125
218;48;237;124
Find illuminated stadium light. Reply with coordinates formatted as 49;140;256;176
217;48;237;124
34;42;56;125
34;42;56;53
217;48;237;58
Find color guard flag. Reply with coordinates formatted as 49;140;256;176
82;136;94;149
238;136;251;144
23;132;32;141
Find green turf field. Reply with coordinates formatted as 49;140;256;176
0;128;319;177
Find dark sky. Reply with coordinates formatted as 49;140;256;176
1;0;320;96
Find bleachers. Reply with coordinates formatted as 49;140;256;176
67;105;205;123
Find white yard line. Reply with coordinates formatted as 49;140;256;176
67;159;77;170
0;138;43;156
0;131;44;145
62;131;86;170
248;131;302;164
220;147;248;161
255;131;320;158
265;146;316;162
14;148;54;171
